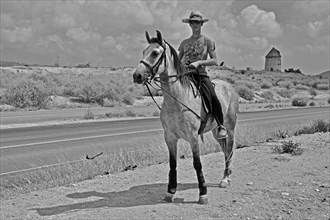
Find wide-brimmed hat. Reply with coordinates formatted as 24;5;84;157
182;11;209;23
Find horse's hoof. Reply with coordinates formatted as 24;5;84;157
198;195;208;205
220;179;231;188
164;193;175;203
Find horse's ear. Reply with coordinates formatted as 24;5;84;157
156;30;162;45
146;31;150;44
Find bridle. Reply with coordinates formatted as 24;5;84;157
139;42;167;81
138;40;201;120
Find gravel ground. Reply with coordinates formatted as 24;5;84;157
0;133;329;220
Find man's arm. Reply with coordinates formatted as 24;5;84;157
198;49;218;66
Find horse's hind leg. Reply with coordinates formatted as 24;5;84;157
163;135;178;203
190;137;208;204
213;129;235;188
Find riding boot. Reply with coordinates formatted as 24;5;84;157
217;125;228;139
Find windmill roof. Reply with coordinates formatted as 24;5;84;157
266;47;281;58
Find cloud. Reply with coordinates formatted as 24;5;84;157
292;0;329;17
101;36;117;49
238;5;283;38
66;27;101;44
37;35;67;52
306;15;330;38
1;26;33;43
54;14;77;28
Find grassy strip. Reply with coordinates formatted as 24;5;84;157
1;119;329;199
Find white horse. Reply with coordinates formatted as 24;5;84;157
133;31;239;204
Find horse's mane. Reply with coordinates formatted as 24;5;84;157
150;37;190;87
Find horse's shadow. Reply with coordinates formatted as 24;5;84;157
32;183;198;216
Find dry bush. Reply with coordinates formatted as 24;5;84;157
309;79;328;89
272;140;303;156
278;81;294;89
235;85;254;101
260;90;274;100
235;80;260;90
316;83;329;90
4;78;51;109
260;80;272;89
276;88;294;98
292;97;308;107
309;88;317;98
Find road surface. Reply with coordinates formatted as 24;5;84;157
0;107;329;176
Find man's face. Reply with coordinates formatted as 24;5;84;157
189;20;203;30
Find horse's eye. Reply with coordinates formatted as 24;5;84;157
152;51;159;57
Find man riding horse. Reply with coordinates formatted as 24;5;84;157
178;11;228;139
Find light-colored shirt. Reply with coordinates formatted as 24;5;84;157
178;34;216;74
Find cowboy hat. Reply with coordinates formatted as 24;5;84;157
182;11;209;23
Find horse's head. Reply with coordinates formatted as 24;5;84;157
133;30;167;84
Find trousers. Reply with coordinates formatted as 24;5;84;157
190;73;224;125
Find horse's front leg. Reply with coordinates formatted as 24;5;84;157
190;138;208;204
163;134;178;203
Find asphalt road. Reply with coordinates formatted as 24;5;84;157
0;107;329;176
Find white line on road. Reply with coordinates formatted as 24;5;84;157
239;110;329;122
1;111;328;150
0;129;163;150
0;159;85;176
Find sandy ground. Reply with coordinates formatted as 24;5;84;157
0;133;329;219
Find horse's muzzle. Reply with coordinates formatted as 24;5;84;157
133;72;143;84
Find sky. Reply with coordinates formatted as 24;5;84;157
0;0;329;75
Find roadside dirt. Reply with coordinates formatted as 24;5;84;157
1;133;329;219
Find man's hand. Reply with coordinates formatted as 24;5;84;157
188;61;200;69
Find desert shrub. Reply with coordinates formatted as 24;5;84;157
4;79;51;108
316;83;329;90
273;129;290;139
235;80;260;90
245;81;260;90
235;85;254;101
278;81;294;89
294;119;330;135
121;92;135;105
309;88;317;98
309;79;327;89
125;109;136;117
276;88;294;98
272;140;303;155
284;68;301;73
292;97;308;107
83;109;95;119
309;101;315;106
260;81;272;89
260;90;274;100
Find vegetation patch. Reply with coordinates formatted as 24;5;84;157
293;119;330;136
272;140;303;156
292;97;308;107
235;85;254;101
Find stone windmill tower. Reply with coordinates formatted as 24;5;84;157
265;47;281;72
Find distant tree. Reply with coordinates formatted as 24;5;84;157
284;68;301;73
